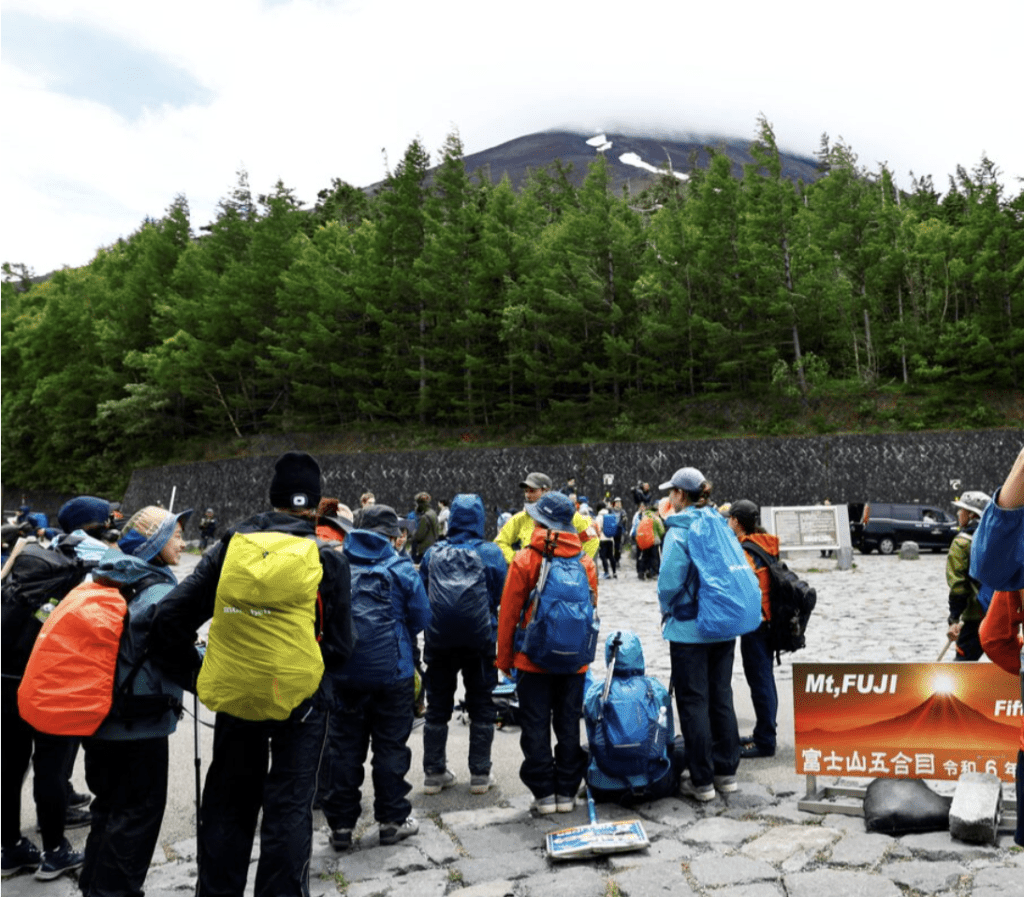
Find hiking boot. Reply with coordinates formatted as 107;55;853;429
423;769;456;795
34;840;84;881
379;817;418;846
740;743;775;759
68;790;91;809
329;829;352;851
469;773;495;795
555;795;576;813
713;775;738;793
531;795;557;815
1;838;41;876
679;779;716;802
64;806;92;829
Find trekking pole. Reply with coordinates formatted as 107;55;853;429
598;633;622;720
0;536;32;581
937;638;954;662
193;691;202;868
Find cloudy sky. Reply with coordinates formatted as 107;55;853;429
3;0;1022;276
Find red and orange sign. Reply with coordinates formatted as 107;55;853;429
793;663;1021;783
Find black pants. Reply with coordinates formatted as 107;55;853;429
81;737;168;897
1;679;74;852
423;649;497;776
198;703;327;897
515;671;587;799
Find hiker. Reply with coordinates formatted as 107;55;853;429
321;505;431;850
0;496;120;880
631;503;664;580
417;494;508;795
946;489;992;661
436;497;450;538
494;472;599;564
657;466;743;801
198;508;218;550
584;630;684;805
79;506;198;897
316;498;353;545
728;500;780;759
148;451;354;897
496;491;599;815
973;445;1024;847
409;491;439;563
595;502;619;580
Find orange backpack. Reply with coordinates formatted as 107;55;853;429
18;582;127;736
635;516;656;550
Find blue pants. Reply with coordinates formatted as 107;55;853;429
515;671;587;799
669;640;740;787
197;703;326;897
740;622;778;752
423;649;497;776
322;680;414;829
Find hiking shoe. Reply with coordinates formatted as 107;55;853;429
713;775;739;793
68;790;91;809
531;795;557;815
379;817;418;846
469;773;495;795
740;743;775;759
1;838;41;876
329;829;352;851
423;769;456;795
64;806;92;829
555;795;576;813
679;779;716;802
34;840;84;881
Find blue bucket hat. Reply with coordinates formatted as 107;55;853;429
118;506;193;562
525;491;576;532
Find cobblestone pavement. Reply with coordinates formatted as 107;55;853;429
7;549;1022;896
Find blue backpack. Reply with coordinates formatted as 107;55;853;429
519;546;599;673
601;513;619;538
687;508;761;640
425;542;491;651
335;559;401;686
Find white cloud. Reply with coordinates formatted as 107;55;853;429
3;0;1022;273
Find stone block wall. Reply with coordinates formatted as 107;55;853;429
117;429;1023;540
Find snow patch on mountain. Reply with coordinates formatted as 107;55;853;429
584;134;687;180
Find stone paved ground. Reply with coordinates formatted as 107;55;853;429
6;549;1022;896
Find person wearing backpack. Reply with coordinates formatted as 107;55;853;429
595;503;619;580
631;504;664;580
657;467;746;802
409;491;439;563
727;500;780;760
417;494;508;796
0;495;118;880
77;505;199;897
320;504;431;850
148;451;355;897
584;630;684;805
496;491;599;815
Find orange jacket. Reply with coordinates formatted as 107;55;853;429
978;589;1024;752
739;532;780;621
496;526;599;674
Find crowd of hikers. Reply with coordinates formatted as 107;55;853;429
2;446;1022;896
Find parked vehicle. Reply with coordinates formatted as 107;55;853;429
848;502;958;555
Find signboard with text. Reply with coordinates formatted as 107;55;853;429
761;505;849;552
793;662;1020;783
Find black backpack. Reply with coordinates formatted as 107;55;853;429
1;540;98;679
741;541;817;663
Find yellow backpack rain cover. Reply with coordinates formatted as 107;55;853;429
197;531;324;721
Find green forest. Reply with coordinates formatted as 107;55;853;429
3;117;1022;495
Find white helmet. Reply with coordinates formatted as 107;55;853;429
952;490;991;517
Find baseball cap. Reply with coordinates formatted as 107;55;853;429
519;472;553;490
658;467;706;492
728;499;759;531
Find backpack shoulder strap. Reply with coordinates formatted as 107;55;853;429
741;541;775;568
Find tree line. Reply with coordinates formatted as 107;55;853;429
3;117;1022;495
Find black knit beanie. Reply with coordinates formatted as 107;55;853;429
269;451;322;511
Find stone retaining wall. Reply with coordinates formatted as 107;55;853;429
117;429;1023;539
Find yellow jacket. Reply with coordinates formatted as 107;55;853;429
495;508;599;564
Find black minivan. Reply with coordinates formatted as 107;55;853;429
848;502;958;555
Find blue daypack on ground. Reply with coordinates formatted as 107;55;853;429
584;631;678;803
520;550;599;673
425;541;491;651
687;507;761;640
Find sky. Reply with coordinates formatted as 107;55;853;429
3;0;1022;276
